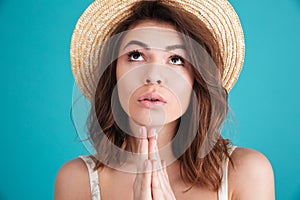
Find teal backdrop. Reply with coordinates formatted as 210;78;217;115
1;0;299;199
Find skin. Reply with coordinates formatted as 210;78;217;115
116;21;193;151
54;21;275;200
116;22;194;133
116;21;194;199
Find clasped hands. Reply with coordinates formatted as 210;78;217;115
133;127;176;200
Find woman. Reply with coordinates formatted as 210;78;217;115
55;1;275;199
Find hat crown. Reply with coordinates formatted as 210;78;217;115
71;0;244;101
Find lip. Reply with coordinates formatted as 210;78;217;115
137;92;167;108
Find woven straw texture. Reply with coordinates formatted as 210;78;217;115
70;0;245;101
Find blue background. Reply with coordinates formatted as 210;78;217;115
1;0;299;199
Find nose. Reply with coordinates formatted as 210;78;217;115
145;78;162;85
144;65;164;86
143;50;168;86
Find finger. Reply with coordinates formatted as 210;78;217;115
148;130;161;169
141;160;152;190
147;128;157;139
161;160;170;181
139;126;148;139
153;160;176;200
154;160;170;190
137;127;148;173
133;160;152;200
149;139;161;168
151;160;164;199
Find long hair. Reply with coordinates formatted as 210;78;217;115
86;0;233;191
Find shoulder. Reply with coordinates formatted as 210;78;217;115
54;157;91;200
228;147;275;200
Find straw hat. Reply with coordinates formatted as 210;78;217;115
70;0;245;101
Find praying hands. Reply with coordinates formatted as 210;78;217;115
133;127;177;200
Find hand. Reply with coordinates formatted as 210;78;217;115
133;127;152;200
133;127;176;200
148;129;176;200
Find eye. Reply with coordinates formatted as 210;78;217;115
169;55;185;66
127;50;144;61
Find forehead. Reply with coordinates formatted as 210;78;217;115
119;21;183;51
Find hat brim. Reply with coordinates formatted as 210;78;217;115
70;0;245;101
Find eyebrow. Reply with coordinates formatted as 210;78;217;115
123;40;186;51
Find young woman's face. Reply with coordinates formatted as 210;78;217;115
116;21;194;127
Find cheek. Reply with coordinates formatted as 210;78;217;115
167;72;193;113
181;72;194;111
116;78;134;116
174;86;192;114
115;64;144;116
116;61;130;114
116;60;124;82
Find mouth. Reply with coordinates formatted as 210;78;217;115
137;92;167;108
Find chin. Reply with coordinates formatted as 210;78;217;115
130;115;166;127
130;111;181;128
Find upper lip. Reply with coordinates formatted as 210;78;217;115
138;92;167;103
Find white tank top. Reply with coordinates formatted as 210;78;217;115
79;146;237;200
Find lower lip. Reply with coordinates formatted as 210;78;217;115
138;100;166;109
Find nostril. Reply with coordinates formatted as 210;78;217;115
145;78;162;85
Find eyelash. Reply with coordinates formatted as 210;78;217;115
126;50;185;66
127;50;143;62
170;55;185;66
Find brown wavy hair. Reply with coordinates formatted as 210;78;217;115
86;0;233;192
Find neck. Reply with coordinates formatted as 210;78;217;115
113;118;182;176
127;118;179;151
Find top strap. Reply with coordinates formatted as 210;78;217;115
218;146;237;200
79;156;101;200
79;147;237;200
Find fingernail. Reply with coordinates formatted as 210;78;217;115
145;160;150;170
139;128;143;136
161;160;165;167
153;139;157;146
154;160;159;169
151;129;157;139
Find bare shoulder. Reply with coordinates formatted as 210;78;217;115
228;147;275;200
54;157;91;200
